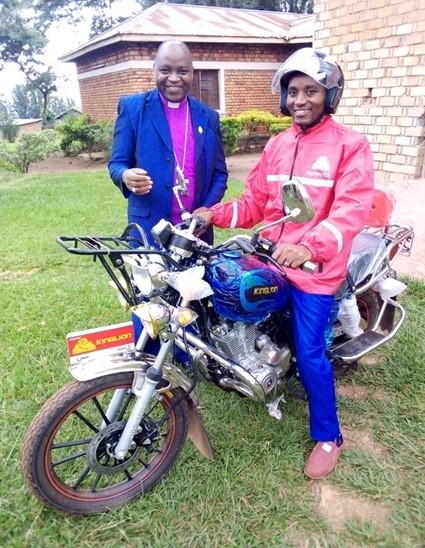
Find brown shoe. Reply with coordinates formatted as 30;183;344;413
304;441;343;479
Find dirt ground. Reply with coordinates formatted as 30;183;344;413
30;152;424;280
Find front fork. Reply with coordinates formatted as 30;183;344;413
113;334;175;460
100;328;152;430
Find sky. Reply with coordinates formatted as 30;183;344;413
0;0;141;108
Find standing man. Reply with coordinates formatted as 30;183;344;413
194;48;375;479
108;40;228;245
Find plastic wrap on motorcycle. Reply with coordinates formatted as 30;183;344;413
205;251;290;322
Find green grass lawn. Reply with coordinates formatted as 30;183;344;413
1;168;424;547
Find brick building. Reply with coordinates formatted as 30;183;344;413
60;3;312;120
15;118;43;136
315;0;425;181
62;1;424;181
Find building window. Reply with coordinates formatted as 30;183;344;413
191;70;219;110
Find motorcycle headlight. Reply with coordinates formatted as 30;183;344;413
133;302;170;339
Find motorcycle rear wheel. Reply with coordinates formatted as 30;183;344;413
22;372;188;515
356;287;380;329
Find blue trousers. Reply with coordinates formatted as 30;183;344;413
289;285;341;442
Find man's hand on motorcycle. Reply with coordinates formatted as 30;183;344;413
192;207;214;225
272;244;313;269
191;207;214;236
175;212;209;237
122;168;153;195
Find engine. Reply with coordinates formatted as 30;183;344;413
209;320;291;398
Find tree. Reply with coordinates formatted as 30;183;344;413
35;0;138;39
0;2;60;127
9;71;58;126
25;69;58;127
10;83;76;121
11;84;43;119
0;1;47;69
49;96;77;117
0;97;13;119
0;129;59;173
0;114;19;143
282;0;313;13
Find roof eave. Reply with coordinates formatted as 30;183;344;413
60;34;310;63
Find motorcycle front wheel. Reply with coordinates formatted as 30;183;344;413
22;372;188;515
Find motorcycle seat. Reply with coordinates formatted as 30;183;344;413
336;232;387;299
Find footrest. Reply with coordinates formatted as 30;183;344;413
332;331;385;361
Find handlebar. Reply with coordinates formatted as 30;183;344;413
300;260;317;274
255;238;317;274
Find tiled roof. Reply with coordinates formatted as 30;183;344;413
61;2;313;62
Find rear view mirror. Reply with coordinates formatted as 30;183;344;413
281;179;314;223
251;178;315;243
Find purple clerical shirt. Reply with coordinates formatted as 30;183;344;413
160;95;196;224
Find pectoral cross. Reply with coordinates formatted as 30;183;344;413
175;165;189;196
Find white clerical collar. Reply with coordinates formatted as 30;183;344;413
163;96;188;109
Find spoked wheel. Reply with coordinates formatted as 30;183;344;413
356;288;380;329
22;372;188;515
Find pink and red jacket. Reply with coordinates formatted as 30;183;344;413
211;115;375;295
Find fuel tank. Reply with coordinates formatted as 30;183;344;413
205;251;289;322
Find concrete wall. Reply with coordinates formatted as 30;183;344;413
315;0;425;182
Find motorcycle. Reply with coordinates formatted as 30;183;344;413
22;180;414;515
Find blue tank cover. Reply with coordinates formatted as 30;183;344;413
205;251;289;322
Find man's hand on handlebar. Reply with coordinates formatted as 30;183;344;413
271;243;312;269
191;207;214;237
192;207;214;224
174;209;211;238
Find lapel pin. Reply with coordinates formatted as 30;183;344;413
198;126;203;134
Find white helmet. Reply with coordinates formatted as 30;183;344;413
271;48;345;115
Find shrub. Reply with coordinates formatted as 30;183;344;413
236;110;291;150
237;109;278;132
0;130;59;173
269;118;292;136
220;116;242;156
56;114;114;158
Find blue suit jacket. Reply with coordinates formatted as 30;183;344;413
108;89;228;244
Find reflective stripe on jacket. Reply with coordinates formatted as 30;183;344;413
211;115;375;295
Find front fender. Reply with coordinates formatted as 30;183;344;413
69;349;191;390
